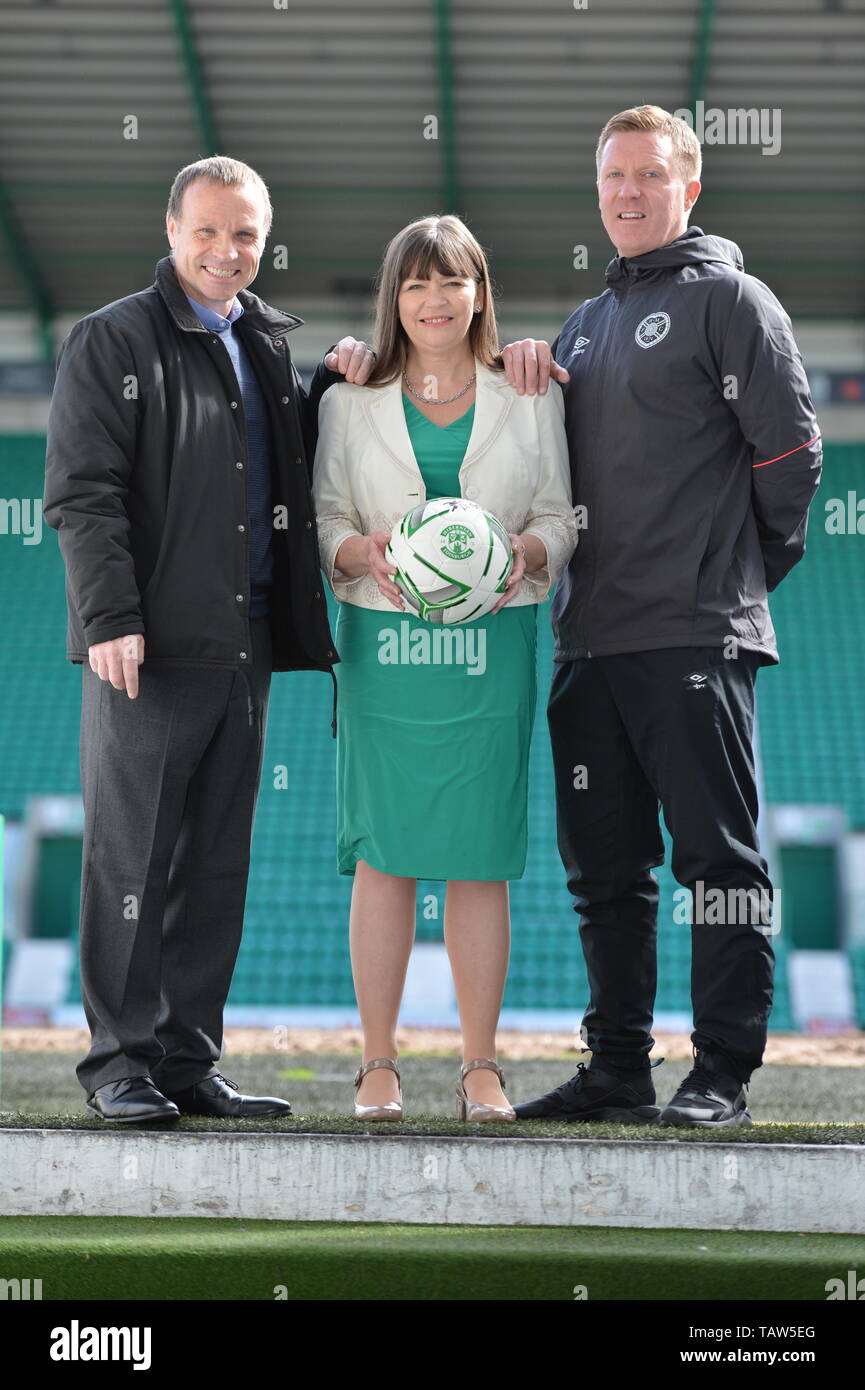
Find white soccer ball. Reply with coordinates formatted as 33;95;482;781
385;497;513;625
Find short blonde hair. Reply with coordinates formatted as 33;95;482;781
596;105;702;184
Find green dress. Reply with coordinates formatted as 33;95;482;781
334;393;538;881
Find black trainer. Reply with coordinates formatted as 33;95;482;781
659;1048;752;1128
513;1058;662;1123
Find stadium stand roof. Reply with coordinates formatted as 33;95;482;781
0;0;863;365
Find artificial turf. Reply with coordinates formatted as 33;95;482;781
3;1112;865;1142
0;1215;863;1300
3;1053;863;1302
2;1051;865;1142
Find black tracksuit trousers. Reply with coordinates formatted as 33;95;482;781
547;645;774;1083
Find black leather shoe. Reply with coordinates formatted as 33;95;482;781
86;1076;180;1124
161;1072;292;1118
659;1048;752;1128
513;1058;662;1123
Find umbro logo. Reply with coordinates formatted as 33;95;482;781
571;336;591;355
685;672;708;689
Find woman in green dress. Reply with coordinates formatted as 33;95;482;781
313;215;578;1121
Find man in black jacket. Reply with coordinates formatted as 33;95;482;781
43;156;373;1123
502;106;822;1127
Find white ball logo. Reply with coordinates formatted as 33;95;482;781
635;312;671;349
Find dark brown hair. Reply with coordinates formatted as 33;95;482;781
366;214;503;386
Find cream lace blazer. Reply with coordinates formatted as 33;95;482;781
312;358;579;609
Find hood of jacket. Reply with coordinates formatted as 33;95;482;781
604;225;745;287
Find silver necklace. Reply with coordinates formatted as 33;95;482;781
403;369;476;405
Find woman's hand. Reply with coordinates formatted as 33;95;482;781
489;533;528;615
366;530;405;609
333;530;404;608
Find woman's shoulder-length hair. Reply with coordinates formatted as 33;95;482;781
365;214;505;387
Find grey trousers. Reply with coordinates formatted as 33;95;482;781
75;618;272;1097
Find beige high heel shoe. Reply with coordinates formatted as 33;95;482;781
353;1057;403;1121
456;1058;516;1122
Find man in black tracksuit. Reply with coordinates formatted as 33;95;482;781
505;106;822;1127
43;157;372;1124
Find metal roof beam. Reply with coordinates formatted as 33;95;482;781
689;0;717;114
433;0;461;214
0;183;53;361
166;0;219;156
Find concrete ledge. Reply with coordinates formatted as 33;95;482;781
2;1128;864;1233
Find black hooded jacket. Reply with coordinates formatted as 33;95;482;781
550;226;822;664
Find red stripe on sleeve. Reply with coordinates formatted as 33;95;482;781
752;433;821;469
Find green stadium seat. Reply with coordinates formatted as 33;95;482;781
0;436;860;1031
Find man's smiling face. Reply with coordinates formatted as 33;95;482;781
597;129;701;258
166;178;268;313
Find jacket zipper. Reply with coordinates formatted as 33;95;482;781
581;288;622;653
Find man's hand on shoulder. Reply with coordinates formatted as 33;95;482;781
88;634;145;699
502;339;570;396
324;337;376;384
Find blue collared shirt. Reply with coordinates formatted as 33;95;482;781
185;292;274;618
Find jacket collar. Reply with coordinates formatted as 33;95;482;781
603;225;741;287
361;357;513;481
154;256;304;338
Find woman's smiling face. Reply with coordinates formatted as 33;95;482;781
398;266;481;352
